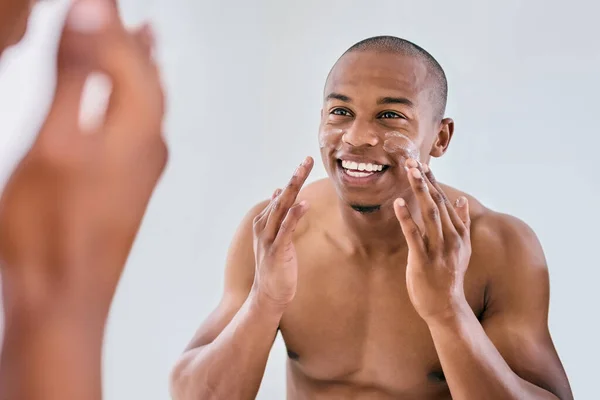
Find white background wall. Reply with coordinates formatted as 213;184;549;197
0;0;598;399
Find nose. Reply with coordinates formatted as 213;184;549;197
341;122;379;148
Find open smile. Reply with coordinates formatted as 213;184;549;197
336;159;390;185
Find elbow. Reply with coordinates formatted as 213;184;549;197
169;352;220;400
169;356;191;400
169;356;205;400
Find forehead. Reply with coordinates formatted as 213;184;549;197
324;51;431;105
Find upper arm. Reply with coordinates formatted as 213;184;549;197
476;214;573;399
183;200;269;351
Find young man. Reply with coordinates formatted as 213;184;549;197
171;36;573;400
0;1;168;399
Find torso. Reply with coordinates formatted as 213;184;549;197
279;179;490;399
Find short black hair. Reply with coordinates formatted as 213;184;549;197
338;35;448;120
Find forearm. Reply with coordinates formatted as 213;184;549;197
171;291;283;400
0;290;107;400
427;303;558;400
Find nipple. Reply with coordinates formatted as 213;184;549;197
383;131;420;164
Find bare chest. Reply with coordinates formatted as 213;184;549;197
279;247;486;397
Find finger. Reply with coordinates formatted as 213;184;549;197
253;189;282;233
263;157;314;242
272;188;282;200
418;163;452;230
454;196;471;234
101;16;164;143
272;201;310;249
422;163;466;235
417;163;459;241
132;23;155;61
405;160;443;247
41;0;108;136
393;198;426;253
98;24;157;133
59;0;164;143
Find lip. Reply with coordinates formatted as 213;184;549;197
336;160;389;186
335;154;389;166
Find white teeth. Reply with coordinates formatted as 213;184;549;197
347;170;373;178
341;160;384;172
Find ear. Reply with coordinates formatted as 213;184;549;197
429;118;454;158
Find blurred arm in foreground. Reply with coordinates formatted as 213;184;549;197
0;1;168;399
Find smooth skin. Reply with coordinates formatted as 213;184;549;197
0;1;167;399
0;0;35;52
171;51;572;399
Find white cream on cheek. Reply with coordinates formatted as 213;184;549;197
318;128;421;166
318;126;345;150
383;131;420;164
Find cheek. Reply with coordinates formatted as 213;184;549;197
318;126;345;150
382;132;421;163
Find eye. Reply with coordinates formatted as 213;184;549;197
330;108;352;117
379;111;405;119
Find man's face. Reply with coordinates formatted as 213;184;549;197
319;50;447;210
0;0;36;55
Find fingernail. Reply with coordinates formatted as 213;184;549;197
422;164;430;173
456;196;467;207
396;198;406;207
66;0;111;33
411;169;421;179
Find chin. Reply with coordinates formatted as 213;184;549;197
332;183;387;210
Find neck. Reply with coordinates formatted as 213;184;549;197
338;193;422;256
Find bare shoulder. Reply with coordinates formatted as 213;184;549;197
221;180;334;295
291;178;338;238
439;183;547;277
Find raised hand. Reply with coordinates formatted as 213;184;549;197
251;157;314;310
393;159;472;323
0;0;167;315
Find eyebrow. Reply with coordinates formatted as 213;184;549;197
325;93;414;108
325;92;352;103
377;96;414;108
